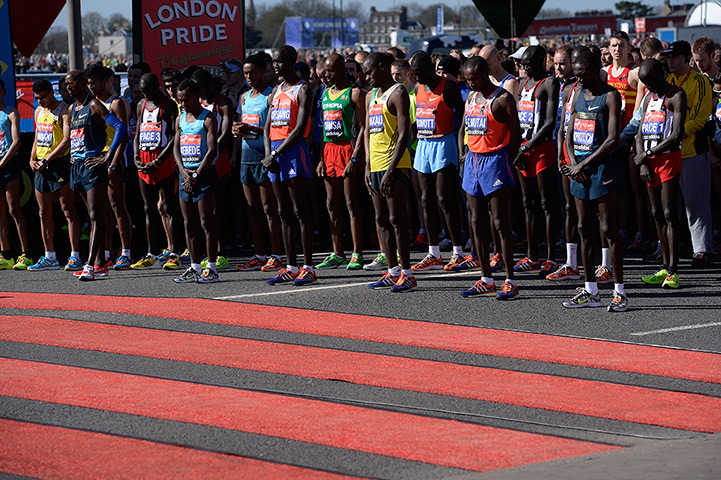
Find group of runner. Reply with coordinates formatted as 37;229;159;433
1;31;719;310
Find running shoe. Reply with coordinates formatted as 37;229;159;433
174;267;199;283
179;249;191;264
513;257;541;272
444;254;464;271
562;287;601;308
368;271;401;289
461;280;497;297
546;263;581;281
641;268;669;285
267;268;299;285
412;253;443;271
662;272;679;289
496;280;519;300
451;254;480;272
237;255;266;271
77;264;95;282
346;253;363;270
489;253;504;272
162;254;181;270
538;260;558;278
216;256;229;270
595;266;614;284
627;233;653;252
411;233;428;247
131;254;158;269
157;249;172;263
12;254;32;270
196;268;220;283
691;253;711;268
390;272;418;292
113;255;132;270
0;255;14;270
643;243;663;264
261;256;283;272
608;291;629;312
293;267;317;286
363;253;388;271
27;256;60;271
73;264;108;277
439;238;453;251
316;253;349;269
65;256;83;271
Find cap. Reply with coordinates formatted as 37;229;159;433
663;41;692;57
437;56;461;78
510;46;528;60
221;58;243;73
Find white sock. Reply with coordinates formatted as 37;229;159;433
191;263;202;273
46;251;56;261
586;281;599;295
71;251;80;260
303;265;314;272
402;269;414;277
105;250;110;260
147;253;157;260
121;249;130;258
389;265;401;276
505;278;516;286
287;265;299;274
567;243;577;269
482;276;494;285
601;248;611;269
615;283;625;295
452;245;463;255
429;245;441;258
208;262;217;272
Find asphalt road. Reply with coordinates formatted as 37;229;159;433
1;247;720;479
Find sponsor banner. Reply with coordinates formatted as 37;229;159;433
285;17;359;48
141;0;243;73
524;16;617;37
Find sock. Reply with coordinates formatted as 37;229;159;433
402;268;414;277
208;262;217;272
121;249;130;258
482;276;494;285
601;248;611;269
105;250;110;260
615;283;625;295
429;245;441;258
586;281;599;295
567;243;578;269
147;253;157;260
452;245;463;255
287;265;299;274
71;251;81;260
389;265;401;276
191;263;202;273
418;228;426;235
505;278;517;287
303;265;314;272
46;251;56;261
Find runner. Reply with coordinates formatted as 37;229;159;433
480;45;520;99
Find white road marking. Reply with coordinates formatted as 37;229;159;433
214;270;479;300
630;322;721;336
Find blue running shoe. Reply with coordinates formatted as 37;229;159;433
390;273;418;292
461;279;497;297
267;268;299;285
113;255;132;270
179;249;191;264
64;256;83;271
28;256;60;271
368;271;400;289
496;280;519;301
293;267;317;286
157;249;172;263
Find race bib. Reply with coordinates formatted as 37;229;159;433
242;113;260;140
36;122;54;148
368;103;384;134
465;104;487;136
416;107;436;137
641;110;665;150
323;109;344;138
270;99;291;127
573;115;596;152
179;134;201;164
518;100;535;140
0;131;4;154
139;122;162;149
70;128;85;154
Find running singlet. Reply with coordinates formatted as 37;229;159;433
70;100;107;162
321;85;356;143
518;77;548;142
368;84;411;172
415;77;455;138
572;87;611;156
35;102;68;159
138;98;171;151
178;109;210;169
641;88;679;154
101;95;123;153
606;64;636;124
240;86;272;164
269;81;311;141
465;88;510;154
201;96;223;135
0;106;12;157
499;74;515;89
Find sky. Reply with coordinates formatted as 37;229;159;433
49;0;670;29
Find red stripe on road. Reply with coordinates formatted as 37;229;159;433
2;292;721;383
0;358;619;473
2;316;720;432
0;419;356;480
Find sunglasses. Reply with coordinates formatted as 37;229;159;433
66;80;78;88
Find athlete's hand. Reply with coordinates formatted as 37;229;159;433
364;167;374;194
512;154;528;172
261;155;279;173
639;164;652;185
316;160;326;178
84;154;108;169
380;170;394;197
134;155;145;171
180;169;195;193
342;160;355;178
633;151;648;166
232;121;243;137
710;151;721;170
30;160;44;172
567;162;589;183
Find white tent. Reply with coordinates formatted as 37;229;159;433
686;0;721;26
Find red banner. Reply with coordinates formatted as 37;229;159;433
141;0;243;74
523;16;617;37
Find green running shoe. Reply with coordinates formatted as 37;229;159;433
316;252;348;269
216;255;229;270
346;253;363;270
662;272;679;289
641;268;669;285
0;255;14;270
13;254;32;270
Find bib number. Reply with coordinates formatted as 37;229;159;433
323;109;344;138
369;103;384;134
179;134;201;164
70;128;85;154
573;116;596;152
139;122;162;150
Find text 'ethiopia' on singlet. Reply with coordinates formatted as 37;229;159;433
321;85;357;143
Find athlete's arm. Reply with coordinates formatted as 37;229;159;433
578;88;622;169
134;100;143;167
0;108;21;168
217;97;234;151
109;97;129;169
685;75;713;139
529;77;560;149
263;86;277;158
556;85;571;169
503;77;520;102
363;89;373;192
349;85;366;161
495;91;522;164
443;80;465;130
631;68;645;116
381;86;411;197
197;114;218;179
172;115;184;175
30;107;41;170
457;108;466;165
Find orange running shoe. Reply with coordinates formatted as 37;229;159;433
412;253;443;271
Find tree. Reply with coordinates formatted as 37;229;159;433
536;8;573;19
36;26;68;55
256;4;295;47
615;1;653;21
414;4;457;30
82;12;106;52
106;13;131;32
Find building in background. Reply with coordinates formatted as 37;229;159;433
359;6;428;48
97;29;132;57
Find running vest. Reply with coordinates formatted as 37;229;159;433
415;77;455;138
368;84;411;172
465;88;510;154
571;87;611;156
178;109;210;169
499;73;515;89
321;85;356;143
641;88;680;154
518;77;548;142
201;95;223;135
269;81;311;141
35;102;68;159
0;106;12;157
606;63;637;124
563;81;579;134
70;99;107;161
240;86;272;163
138;98;171;151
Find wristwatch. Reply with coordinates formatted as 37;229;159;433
519;144;529;154
645;148;653;158
189;170;198;179
270;150;279;159
350;157;358;164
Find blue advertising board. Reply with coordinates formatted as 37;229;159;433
286;17;359;48
0;0;16;107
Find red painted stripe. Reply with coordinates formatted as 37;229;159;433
0;358;619;472
2;316;720;432
0;419;355;479
2;292;720;384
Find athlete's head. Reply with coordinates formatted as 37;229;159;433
345;58;362;83
573;50;602;90
273;46;298;80
128;62;151;88
462;56;490;92
362;52;393;88
324;54;347;87
64;70;87;99
243;54;267;91
520;46;547;78
554;45;574;80
571;46;591;63
410;51;435;85
190;68;212;96
638;58;667;94
391;60;411;85
469;44;483;57
86;64;112;97
176;79;201;112
32;79;56;109
139;73;160;98
640;38;664;60
609;31;631;64
692;37;717;74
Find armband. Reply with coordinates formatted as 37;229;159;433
104;113;127;152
